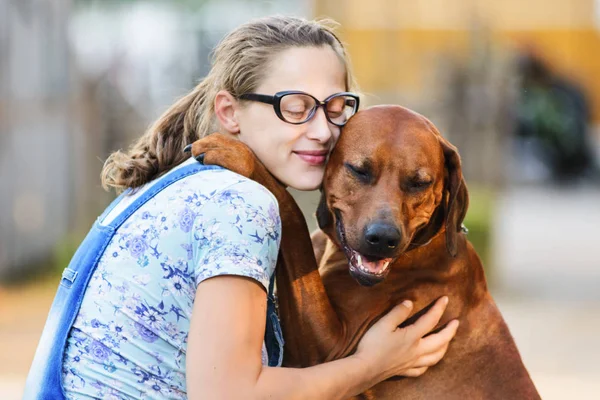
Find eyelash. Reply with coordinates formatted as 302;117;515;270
345;163;433;190
345;163;371;183
409;180;433;191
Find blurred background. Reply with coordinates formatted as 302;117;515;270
1;0;599;398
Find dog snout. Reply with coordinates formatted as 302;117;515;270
363;222;401;256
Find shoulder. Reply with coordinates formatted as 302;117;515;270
190;171;281;291
189;168;279;212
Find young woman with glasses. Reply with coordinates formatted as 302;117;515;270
25;16;458;400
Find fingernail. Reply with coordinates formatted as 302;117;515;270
441;296;449;305
402;300;413;308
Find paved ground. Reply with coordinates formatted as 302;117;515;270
491;185;600;399
492;185;600;302
0;279;57;399
494;294;600;399
1;186;598;399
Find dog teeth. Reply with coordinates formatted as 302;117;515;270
374;262;390;276
356;255;370;274
354;254;391;276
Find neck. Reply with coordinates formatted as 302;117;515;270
385;233;488;327
321;226;487;334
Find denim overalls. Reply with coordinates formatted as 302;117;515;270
23;161;284;399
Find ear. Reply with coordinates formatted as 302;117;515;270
316;189;334;230
439;136;469;257
214;90;240;134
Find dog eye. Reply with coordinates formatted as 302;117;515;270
408;180;432;191
345;162;371;182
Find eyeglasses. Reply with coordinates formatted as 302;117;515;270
239;90;360;127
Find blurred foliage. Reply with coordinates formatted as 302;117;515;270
463;185;495;278
50;233;85;279
0;233;82;286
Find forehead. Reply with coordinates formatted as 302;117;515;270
256;46;347;98
339;107;443;168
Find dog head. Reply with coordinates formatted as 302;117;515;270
317;105;469;287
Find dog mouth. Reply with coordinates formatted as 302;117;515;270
335;212;393;287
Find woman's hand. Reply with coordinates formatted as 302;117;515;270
354;297;459;381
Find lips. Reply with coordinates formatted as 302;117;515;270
294;150;328;166
335;213;393;287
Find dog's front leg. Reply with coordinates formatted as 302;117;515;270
190;134;348;366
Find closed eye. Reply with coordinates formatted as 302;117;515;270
408;180;433;191
345;162;371;183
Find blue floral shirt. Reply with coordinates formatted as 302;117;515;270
61;163;281;399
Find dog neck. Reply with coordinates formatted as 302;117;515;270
387;232;488;327
320;227;487;335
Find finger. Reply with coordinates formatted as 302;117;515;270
409;296;449;337
412;345;448;368
402;366;429;378
377;301;414;329
419;319;459;354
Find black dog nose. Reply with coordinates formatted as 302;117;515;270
364;222;401;254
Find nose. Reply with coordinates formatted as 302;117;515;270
306;107;335;143
363;222;401;256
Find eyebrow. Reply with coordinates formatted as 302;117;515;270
359;158;373;170
413;170;433;180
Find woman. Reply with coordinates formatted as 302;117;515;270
25;16;458;399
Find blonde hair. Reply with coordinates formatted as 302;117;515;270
101;15;356;192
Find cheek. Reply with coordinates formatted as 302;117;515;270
326;169;359;201
404;191;438;227
238;113;298;154
328;174;367;223
332;127;342;143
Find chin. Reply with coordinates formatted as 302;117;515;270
287;177;323;191
280;168;325;191
287;179;321;191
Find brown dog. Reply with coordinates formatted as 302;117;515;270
190;105;540;399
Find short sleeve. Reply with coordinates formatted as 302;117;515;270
192;179;281;291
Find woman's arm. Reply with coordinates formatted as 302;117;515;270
187;275;457;400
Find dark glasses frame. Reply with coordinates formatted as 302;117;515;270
239;90;360;127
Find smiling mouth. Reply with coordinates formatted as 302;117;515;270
335;212;393;287
294;151;328;166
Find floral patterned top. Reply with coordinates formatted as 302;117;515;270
61;159;281;399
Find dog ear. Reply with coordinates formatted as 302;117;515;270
316;189;333;230
439;136;469;257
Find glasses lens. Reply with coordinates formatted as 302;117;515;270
279;94;317;123
326;95;358;125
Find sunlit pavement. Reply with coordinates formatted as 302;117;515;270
494;294;600;399
0;376;25;399
0;279;56;400
492;185;600;399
